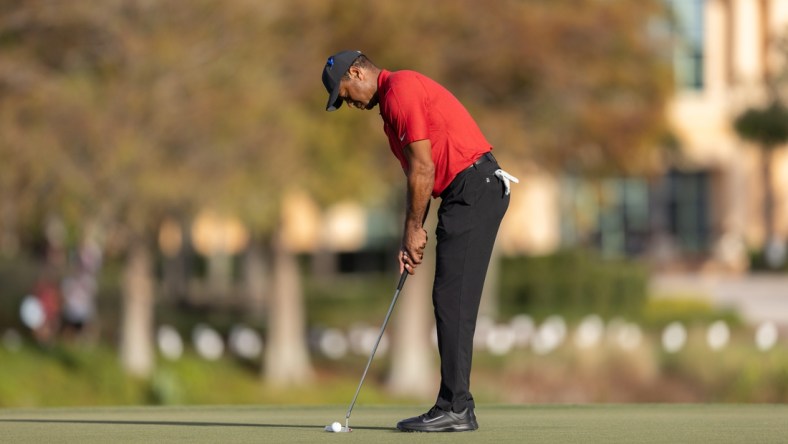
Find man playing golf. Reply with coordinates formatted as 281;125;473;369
322;50;516;432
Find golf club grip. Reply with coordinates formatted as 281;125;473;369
397;269;408;290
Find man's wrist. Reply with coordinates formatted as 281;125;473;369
405;219;424;230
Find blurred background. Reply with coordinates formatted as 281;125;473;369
1;0;788;407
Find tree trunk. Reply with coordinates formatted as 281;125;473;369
762;147;775;245
479;240;502;320
263;231;313;385
120;242;155;378
387;204;437;398
162;252;187;301
761;147;785;268
243;240;268;321
207;252;232;298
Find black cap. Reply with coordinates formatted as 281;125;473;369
322;50;362;111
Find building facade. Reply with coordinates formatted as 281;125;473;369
499;0;788;273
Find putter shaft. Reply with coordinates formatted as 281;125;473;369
345;271;409;424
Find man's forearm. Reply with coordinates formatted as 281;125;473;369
405;166;433;230
403;139;434;230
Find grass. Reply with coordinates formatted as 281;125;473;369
0;344;146;407
1;404;787;443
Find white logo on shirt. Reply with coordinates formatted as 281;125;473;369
399;132;407;142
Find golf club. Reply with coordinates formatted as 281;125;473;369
324;269;409;433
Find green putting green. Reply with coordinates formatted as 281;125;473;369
1;404;786;443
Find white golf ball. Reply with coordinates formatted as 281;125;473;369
331;421;342;432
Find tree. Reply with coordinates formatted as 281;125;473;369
387;204;436;398
0;1;298;378
311;0;671;174
733;29;788;268
734;100;788;267
1;2;142;375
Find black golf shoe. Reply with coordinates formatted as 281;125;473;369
396;406;478;432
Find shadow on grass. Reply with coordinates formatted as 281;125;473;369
0;418;393;432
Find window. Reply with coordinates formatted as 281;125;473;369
596;178;651;257
559;176;651;257
663;169;711;253
560;170;713;257
665;0;705;90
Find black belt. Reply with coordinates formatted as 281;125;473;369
466;152;496;171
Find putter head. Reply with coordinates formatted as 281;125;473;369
324;422;352;433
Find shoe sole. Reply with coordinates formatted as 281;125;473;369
396;423;478;433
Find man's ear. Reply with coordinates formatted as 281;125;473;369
347;65;363;81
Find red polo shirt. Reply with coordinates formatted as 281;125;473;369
377;69;492;197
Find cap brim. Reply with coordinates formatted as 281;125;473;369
326;87;342;111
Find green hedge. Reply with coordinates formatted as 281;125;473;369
641;297;741;328
499;250;649;320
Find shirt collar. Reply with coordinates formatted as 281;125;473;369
377;69;391;102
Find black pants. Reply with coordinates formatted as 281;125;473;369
433;156;510;413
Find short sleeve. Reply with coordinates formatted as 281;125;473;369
386;77;429;146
